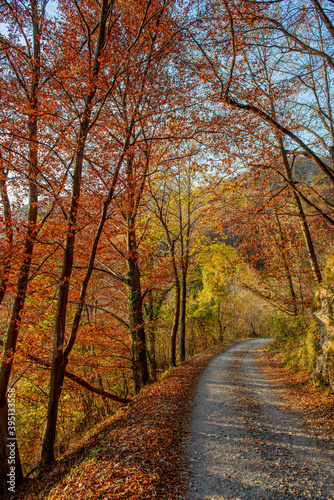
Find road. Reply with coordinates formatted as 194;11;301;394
185;339;334;500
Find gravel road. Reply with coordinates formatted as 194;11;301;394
185;339;334;500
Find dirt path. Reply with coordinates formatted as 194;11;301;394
185;339;334;500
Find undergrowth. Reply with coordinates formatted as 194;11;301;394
270;312;320;373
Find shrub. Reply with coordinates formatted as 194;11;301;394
270;312;320;373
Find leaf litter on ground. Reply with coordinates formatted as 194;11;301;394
18;340;334;499
259;346;334;454
18;344;236;500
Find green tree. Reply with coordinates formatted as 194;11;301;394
194;242;240;342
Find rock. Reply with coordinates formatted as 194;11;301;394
312;255;334;390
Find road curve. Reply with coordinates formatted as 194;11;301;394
185;339;334;500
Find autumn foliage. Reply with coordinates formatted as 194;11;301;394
1;0;334;495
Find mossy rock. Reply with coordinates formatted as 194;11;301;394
322;254;334;290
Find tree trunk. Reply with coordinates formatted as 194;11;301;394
148;328;157;381
170;275;181;367
127;250;150;393
146;291;157;380
40;354;67;466
217;302;225;343
0;1;40;490
40;0;112;467
126;210;149;393
277;136;322;284
274;210;298;315
179;272;187;363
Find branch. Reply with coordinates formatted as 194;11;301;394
224;94;334;185
310;0;334;41
266;165;334;225
94;261;126;283
263;15;334;71
241;282;296;316
85;303;130;329
27;351;130;404
0;337;130;404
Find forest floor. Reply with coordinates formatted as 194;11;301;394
17;338;334;500
18;342;237;500
260;345;334;452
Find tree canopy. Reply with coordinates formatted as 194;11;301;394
0;0;333;494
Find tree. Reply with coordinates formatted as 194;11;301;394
0;0;180;475
195;241;240;341
185;1;331;287
41;0;177;466
212;165;327;315
149;156;211;363
40;0;121;467
0;0;49;491
2;1;334;488
189;0;334;193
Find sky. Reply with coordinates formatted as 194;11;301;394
0;0;58;37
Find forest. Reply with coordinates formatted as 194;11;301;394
0;0;334;495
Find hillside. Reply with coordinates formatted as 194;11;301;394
18;346;232;500
16;341;334;500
